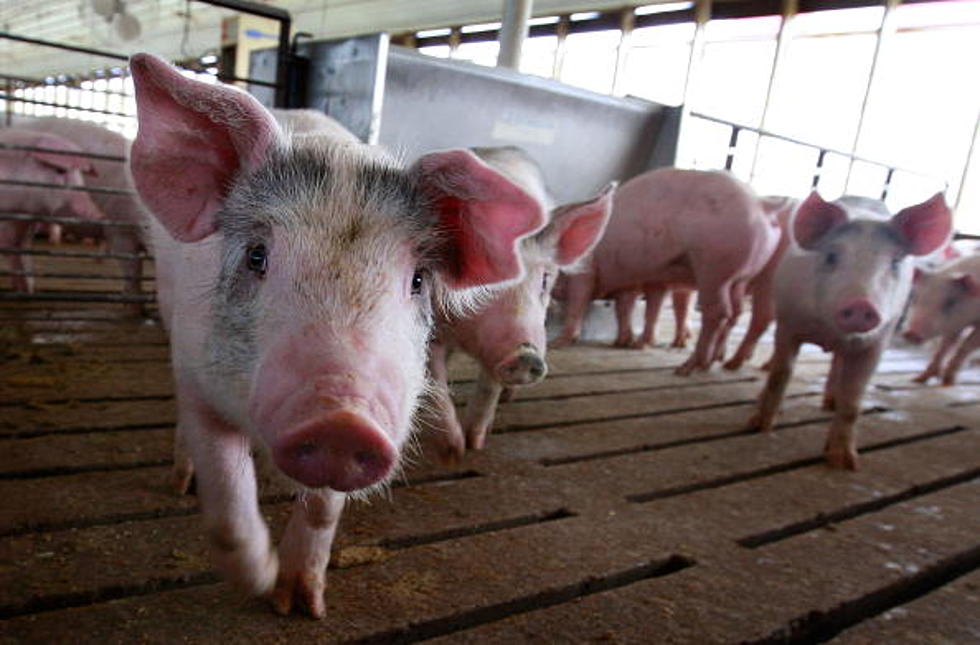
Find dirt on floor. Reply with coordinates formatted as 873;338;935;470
1;250;978;644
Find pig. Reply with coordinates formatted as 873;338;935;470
170;108;359;494
903;253;980;385
128;53;545;618
426;146;615;460
723;196;799;370
0;129;105;292
553;168;780;375
747;192;952;469
16;117;149;312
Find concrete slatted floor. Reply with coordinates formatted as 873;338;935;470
1;247;978;644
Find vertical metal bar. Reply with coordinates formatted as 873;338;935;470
725;126;740;170
552;15;571;79
954;109;980;212
275;13;292;107
748;0;797;183
676;0;711;167
812;149;827;189
881;167;895;201
845;0;899;192
497;0;533;69
4;77;11;127
611;7;636;96
449;27;462;56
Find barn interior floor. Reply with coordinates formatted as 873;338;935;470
1;247;978;644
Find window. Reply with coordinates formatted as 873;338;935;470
559;29;622;94
856;0;980;215
691;15;781;125
765;7;884;151
622;21;695;105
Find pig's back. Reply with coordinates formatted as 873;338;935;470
594;168;772;293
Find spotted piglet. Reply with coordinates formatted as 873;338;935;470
128;54;545;617
748;192;952;469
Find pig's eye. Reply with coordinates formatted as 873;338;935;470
824;252;838;268
541;272;550;294
410;270;425;295
890;257;902;274
942;295;957;313
245;244;268;276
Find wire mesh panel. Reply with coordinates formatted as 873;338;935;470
0;0;293;312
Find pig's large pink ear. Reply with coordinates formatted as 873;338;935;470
413;149;546;289
541;182;616;267
891;193;952;256
128;53;279;242
792;191;848;250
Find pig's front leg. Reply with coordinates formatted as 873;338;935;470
182;389;277;597
940;326;980;386
425;341;466;462
823;352;842;411
634;286;666;348
670;289;693;348
172;421;195;495
913;331;961;384
463;369;503;450
748;325;800;432
725;282;774;370
613;290;639;347
273;489;346;618
824;344;882;470
552;272;593;348
9;224;35;293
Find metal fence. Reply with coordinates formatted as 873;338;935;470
0;0;294;311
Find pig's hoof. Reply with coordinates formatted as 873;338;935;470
746;413;772;433
670;339;688;349
821;395;836;412
722;357;743;371
911;372;931;384
272;568;326;619
825;450;859;471
549;336;576;349
941;375;957;387
172;466;195;496
438;441;466;466
613;336;633;348
465;426;490;451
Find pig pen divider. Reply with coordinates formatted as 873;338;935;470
690;111;949;205
0;0;303;306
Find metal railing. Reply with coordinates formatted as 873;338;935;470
689;111;948;202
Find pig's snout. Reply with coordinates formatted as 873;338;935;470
495;344;547;386
903;329;924;344
272;410;396;491
835;299;881;334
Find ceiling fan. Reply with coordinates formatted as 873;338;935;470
88;0;143;42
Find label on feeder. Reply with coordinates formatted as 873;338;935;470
491;119;556;146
